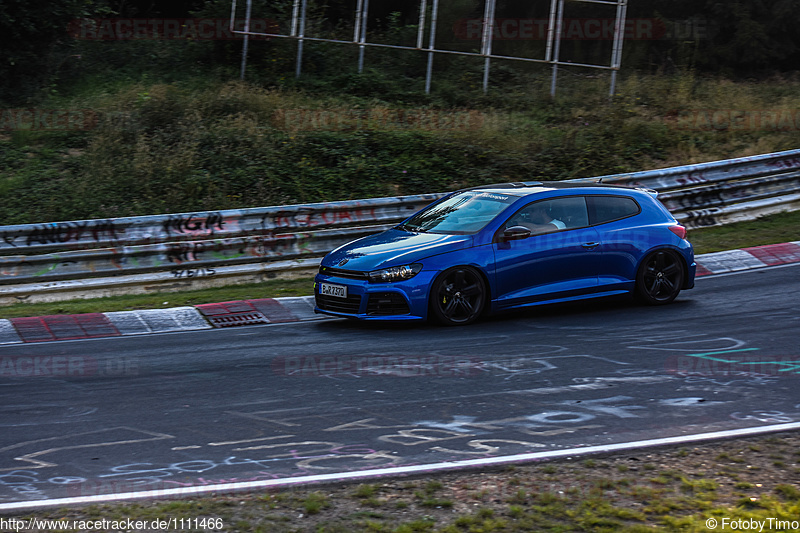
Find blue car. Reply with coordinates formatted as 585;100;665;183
314;182;696;326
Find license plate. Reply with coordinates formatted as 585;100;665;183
319;282;347;299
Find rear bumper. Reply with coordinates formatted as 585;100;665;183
684;261;697;289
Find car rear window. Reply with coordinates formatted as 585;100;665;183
587;195;640;225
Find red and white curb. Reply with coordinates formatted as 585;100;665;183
0;297;321;345
1;242;799;345
695;241;800;276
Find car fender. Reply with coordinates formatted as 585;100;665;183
419;244;496;306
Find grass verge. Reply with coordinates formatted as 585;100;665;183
13;430;800;532
1;210;798;319
0;278;313;319
686;209;800;254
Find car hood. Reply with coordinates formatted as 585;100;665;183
323;229;474;271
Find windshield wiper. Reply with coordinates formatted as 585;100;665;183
398;224;428;233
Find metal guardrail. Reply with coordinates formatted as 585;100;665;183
1;150;799;303
588;148;800;228
0;194;446;303
0;195;443;284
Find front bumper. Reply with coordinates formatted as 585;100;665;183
314;271;436;321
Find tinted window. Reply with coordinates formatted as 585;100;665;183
587;196;640;225
504;196;589;235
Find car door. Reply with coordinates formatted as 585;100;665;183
491;195;601;309
586;195;644;291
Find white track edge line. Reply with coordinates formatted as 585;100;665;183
3;422;800;512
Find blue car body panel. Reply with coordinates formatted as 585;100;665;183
314;183;696;323
324;230;474;271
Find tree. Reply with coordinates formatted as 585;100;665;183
0;0;106;104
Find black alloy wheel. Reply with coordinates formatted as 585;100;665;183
430;266;486;326
636;249;685;305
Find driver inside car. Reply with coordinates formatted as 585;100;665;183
510;202;566;234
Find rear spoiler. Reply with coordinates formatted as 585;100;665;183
634;187;659;198
582;177;660;199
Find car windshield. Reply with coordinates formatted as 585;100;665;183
400;190;517;234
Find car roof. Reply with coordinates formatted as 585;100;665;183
462;181;658;198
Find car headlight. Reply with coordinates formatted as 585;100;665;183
368;263;422;283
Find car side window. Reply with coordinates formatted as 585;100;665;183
504;196;589;236
587;195;641;225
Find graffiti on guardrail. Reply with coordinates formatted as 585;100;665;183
0;197;437;255
162;213;226;236
171;267;217;279
2;221;122;248
769;156;800;171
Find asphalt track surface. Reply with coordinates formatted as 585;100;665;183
1;264;800;509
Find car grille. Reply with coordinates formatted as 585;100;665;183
316;293;362;314
318;266;368;280
366;292;410;316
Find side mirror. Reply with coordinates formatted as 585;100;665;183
501;225;531;242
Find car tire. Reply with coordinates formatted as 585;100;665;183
429;266;486;326
635;249;685;305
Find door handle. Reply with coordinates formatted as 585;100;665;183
581;242;600;249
